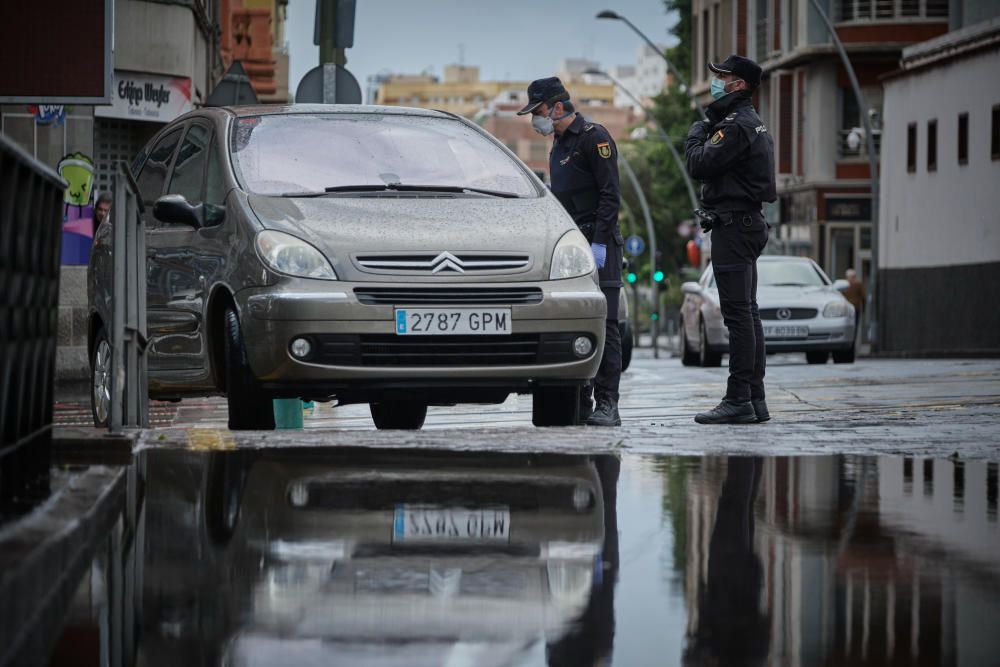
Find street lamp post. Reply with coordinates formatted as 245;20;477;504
583;68;699;212
596;9;707;118
807;0;880;349
619;154;660;358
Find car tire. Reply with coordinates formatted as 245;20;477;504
90;326;113;427
620;321;633;372
699;320;723;367
806;351;829;365
370;401;427;430
204;451;250;546
832;346;856;364
679;318;699;367
223;306;275;430
532;386;580;427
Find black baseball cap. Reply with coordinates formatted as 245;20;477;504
516;77;570;115
708;55;763;89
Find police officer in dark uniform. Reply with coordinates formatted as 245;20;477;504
684;55;776;425
518;77;623;426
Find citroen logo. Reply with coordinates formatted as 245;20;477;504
430;251;465;274
776;308;792;320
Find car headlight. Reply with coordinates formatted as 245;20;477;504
822;300;849;318
256;230;337;280
550;229;596;280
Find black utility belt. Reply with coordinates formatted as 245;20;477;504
711;210;763;227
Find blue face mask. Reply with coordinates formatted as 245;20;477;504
710;77;729;100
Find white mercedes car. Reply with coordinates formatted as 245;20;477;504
679;255;856;366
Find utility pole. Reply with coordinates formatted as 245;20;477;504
619;154;659;358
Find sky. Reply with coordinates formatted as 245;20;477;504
287;0;679;101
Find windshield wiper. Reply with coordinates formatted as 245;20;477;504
769;282;810;287
321;183;520;198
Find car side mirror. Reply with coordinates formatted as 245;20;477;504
153;194;201;228
833;279;850;292
681;281;702;295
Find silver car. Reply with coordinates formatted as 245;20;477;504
88;105;606;430
679;255;856;366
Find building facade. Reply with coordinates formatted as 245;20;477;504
878;17;1000;354
612;43;670;112
689;0;951;341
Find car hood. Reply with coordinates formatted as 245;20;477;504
755;285;846;306
247;193;574;283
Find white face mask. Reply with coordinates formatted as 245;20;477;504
531;105;568;136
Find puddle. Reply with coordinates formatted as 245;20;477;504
51;448;1000;666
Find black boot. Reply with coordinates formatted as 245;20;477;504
587;396;621;427
752;398;770;423
694;399;756;425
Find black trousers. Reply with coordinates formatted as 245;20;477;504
710;212;769;402
591;286;622;402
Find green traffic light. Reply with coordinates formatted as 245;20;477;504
651;313;659;321
626;272;637;284
653;270;665;282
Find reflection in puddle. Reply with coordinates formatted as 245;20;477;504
52;451;1000;666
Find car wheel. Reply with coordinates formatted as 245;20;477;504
370;401;427;430
832;347;856;364
679;318;699;366
532;386;580;427
619;321;633;372
223;306;275;430
806;351;829;365
699;320;723;367
204;451;250;546
90;326;113;427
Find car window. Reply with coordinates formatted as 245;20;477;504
168;123;210;205
230;113;538;197
136;127;183;206
758;261;829;287
205;137;226;207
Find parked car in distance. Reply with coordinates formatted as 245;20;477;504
88;105;608;430
678;255;856;366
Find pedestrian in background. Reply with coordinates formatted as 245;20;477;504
685;55;776;425
844;268;865;343
519;77;623;427
92;192;112;237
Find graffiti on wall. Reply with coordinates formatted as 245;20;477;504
58;152;96;265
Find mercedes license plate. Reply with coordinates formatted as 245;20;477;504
763;325;809;339
393;505;511;543
394;308;511;335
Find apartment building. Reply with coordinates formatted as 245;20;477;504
689;0;951;326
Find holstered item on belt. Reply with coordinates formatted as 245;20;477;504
577;221;595;242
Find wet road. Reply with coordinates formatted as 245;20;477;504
52;445;1000;666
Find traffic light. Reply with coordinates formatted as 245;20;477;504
626;271;637;284
653;269;665;282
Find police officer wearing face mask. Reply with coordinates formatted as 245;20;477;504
518;77;623;427
685;55;776;425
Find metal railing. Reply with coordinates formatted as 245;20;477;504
835;0;948;21
0;133;66;510
109;162;149;432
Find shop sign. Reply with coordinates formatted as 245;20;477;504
825;197;871;222
95;71;193;122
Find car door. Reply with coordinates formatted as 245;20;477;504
145;121;215;373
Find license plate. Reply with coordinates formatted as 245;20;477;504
763;325;809;338
394;308;511;335
393;505;511;543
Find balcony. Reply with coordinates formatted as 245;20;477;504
834;0;948;22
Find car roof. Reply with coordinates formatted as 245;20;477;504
222;104;455;120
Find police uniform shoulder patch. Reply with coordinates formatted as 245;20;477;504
725;113;737;121
597;141;611;158
710;130;725;145
583;123;595;132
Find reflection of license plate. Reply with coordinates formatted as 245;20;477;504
394;308;511;335
393;505;511;543
764;325;809;339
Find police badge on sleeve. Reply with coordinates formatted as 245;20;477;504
710;130;724;145
597;142;611;159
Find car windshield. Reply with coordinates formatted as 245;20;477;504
230;113;538;197
708;260;830;288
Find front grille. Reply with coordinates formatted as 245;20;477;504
307;333;590;367
760;307;817;320
354;286;543;306
355;252;531;275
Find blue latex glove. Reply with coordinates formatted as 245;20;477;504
591;242;607;269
